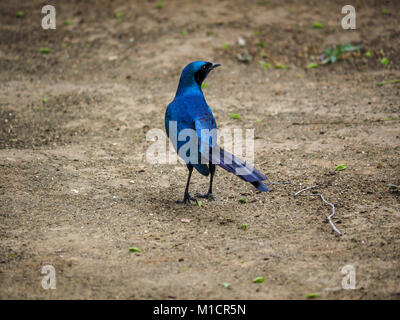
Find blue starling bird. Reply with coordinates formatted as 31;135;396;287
165;61;269;203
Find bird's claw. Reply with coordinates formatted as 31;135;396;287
175;194;198;205
195;192;215;200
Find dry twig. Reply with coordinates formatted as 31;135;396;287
294;185;342;236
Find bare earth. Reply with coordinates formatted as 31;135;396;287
0;0;399;299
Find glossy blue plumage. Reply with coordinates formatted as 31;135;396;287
165;61;269;192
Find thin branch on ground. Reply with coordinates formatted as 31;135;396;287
294;185;342;236
265;180;293;185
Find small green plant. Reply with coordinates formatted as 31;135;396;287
365;50;372;57
335;164;347;171
43;98;48;104
115;12;123;21
181;29;187;36
65;19;72;26
262;62;271;69
16;11;25;18
256;41;266;48
128;247;141;253
253;30;260;36
306;293;318;299
274;63;288;69
156;2;163;9
260;51;267;58
307;62;318;69
222;42;229;49
238;198;247;204
321;44;362;64
201;82;208;89
223;282;230;289
197;200;203;208
312;22;324;29
252;277;265;283
381;8;388;14
381;57;389;66
229;113;241;120
241;223;248;230
39;48;50;54
387;184;400;192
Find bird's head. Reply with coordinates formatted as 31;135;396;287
176;61;220;95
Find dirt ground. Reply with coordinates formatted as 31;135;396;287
0;0;399;299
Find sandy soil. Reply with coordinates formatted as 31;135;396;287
0;0;399;299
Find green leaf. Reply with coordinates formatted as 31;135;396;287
306;293;318;299
197;200;203;208
274;63;287;69
241;223;248;230
39;48;50;54
341;44;362;52
201;82;208;89
387;184;400;192
378;79;400;86
252;277;265;283
43;98;48;104
365;50;372;57
307;63;318;69
238;197;247;203
381;57;389;65
229;113;241;120
335;164;347;171
263;62;271;69
223;282;230;289
128;247;141;253
312;22;324;29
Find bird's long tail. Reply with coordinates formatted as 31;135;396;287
207;146;269;192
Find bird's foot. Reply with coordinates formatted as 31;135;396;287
195;192;215;200
175;194;198;205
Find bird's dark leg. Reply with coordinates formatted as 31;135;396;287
176;164;198;204
196;161;216;200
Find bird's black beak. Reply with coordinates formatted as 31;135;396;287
210;63;221;70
